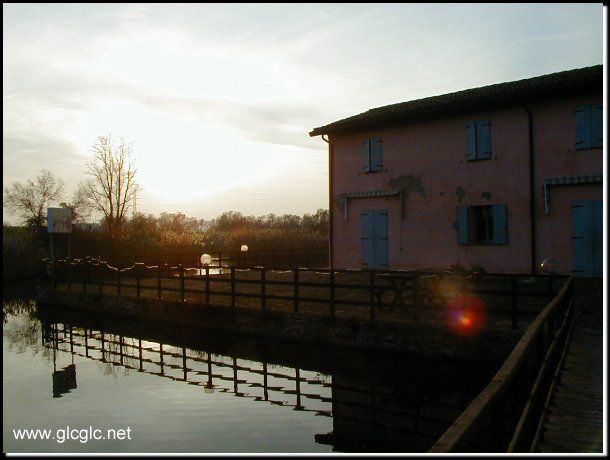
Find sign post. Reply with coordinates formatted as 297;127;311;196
47;207;73;261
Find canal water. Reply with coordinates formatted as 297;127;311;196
3;286;498;453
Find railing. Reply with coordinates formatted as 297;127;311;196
73;247;329;270
41;257;566;327
428;276;575;452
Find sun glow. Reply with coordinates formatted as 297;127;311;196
444;294;487;336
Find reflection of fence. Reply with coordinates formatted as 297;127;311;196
42;257;567;328
42;320;490;451
44;322;332;417
429;277;576;453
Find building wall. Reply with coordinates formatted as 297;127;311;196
329;94;602;274
531;95;603;275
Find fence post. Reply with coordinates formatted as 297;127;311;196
53;261;57;289
157;264;162;300
294;268;299;313
231;267;236;307
369;271;376;320
83;261;87;292
413;274;420;321
295;368;301;408
99;261;104;295
182;347;187;381
179;265;185;302
101;332;105;362
511;275;517;329
261;267;266;310
139;339;143;371
330;269;335;317
84;328;89;357
119;335;124;365
136;263;141;298
67;261;72;291
205;265;210;305
117;270;122;296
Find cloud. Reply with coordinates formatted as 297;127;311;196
3;3;602;224
2;130;88;183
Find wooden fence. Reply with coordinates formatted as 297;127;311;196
41;257;566;328
81;247;328;270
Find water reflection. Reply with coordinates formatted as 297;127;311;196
4;296;496;453
52;364;77;398
42;322;332;418
35;316;493;452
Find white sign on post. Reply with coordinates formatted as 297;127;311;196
47;207;72;233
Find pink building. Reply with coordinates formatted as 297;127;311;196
310;65;603;276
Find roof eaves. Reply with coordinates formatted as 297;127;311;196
309;65;602;137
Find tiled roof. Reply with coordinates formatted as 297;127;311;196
309;65;602;137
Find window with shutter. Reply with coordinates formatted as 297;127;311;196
592;104;603;148
492;204;507;244
457;204;507;245
371;137;383;172
361;209;388;268
575;104;603;150
476;121;491;159
575;105;592;150
362;137;383;172
361;210;374;267
458;206;469;245
362;140;371;173
465;120;491;160
373;210;388;268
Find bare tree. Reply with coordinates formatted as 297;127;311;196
3;169;65;230
60;182;93;224
82;135;138;239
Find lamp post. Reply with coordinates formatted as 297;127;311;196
240;245;248;268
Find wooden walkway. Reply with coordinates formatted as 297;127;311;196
535;279;603;453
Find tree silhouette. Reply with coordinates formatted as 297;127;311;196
81;135;138;239
3;169;65;231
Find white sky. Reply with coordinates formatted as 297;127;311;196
2;3;604;224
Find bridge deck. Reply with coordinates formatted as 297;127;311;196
535;279;603;453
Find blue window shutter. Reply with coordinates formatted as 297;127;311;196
572;201;590;275
492;204;508;244
575;105;592;149
458;206;469;245
476;121;491;159
361;210;373;267
465;122;476;160
362;140;371;172
592;104;603;148
591;200;602;277
371;137;383;171
374;210;388;269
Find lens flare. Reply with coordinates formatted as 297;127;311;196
444;294;487;336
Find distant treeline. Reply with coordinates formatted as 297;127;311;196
3;209;329;277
